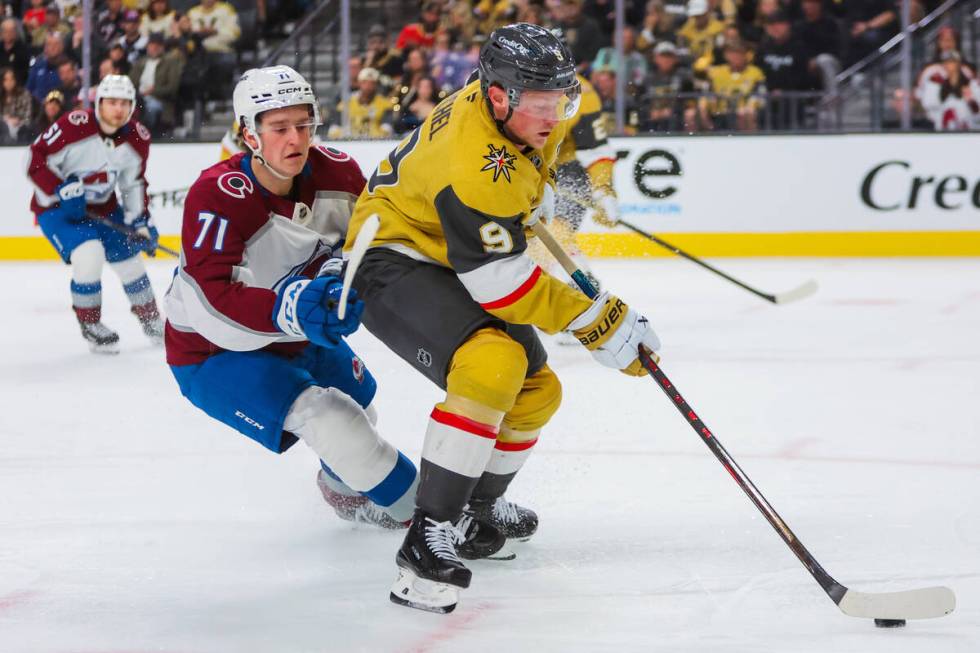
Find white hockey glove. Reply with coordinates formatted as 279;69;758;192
525;182;556;226
591;188;619;228
566;291;661;376
317;256;344;278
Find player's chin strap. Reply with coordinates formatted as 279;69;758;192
484;95;516;142
247;134;293;181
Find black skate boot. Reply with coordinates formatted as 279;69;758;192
316;469;408;530
79;320;120;354
390;510;473;614
467;496;539;542
456;511;513;561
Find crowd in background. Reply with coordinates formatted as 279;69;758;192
328;0;978;136
0;0;315;142
0;0;975;144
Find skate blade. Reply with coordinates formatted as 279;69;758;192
389;569;459;614
88;342;120;355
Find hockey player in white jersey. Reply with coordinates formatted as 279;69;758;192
26;75;164;353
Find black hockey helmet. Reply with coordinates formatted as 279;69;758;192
479;23;580;121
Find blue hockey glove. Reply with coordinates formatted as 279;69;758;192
55;176;87;222
273;275;364;347
130;214;159;257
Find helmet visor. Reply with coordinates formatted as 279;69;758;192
512;83;581;121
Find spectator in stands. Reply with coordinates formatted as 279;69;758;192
446;0;478;44
395;1;440;52
363;23;403;92
918;50;980;131
30;3;70;50
397;74;437;133
591;64;641;133
756;11;813;129
636;0;678;54
516;1;546;27
0;18;30;85
22;0;48;40
69;13;108;64
756;13;810;90
188;0;239;98
130;31;184;135
391;46;430;110
642;40;695;132
107;42;131;74
841;0;897;68
0;65;34;143
796;0;841;89
473;0;517;35
26;31;64;100
188;0;240;56
97;0;125;45
117;9;147;63
553;0;606;73
328;67;394;139
592;25;647;90
677;0;724;65
697;38;766;131
141;0;177;40
56;57;80;107
30;87;64;137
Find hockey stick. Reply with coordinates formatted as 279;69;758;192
558;190;817;304
88;214;179;257
337;213;380;320
531;220;956;622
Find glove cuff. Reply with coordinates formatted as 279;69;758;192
273;277;310;337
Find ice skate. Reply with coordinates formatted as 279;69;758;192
316;469;408;530
132;303;164;345
390;511;473;613
468;496;538;542
456;511;513;561
79;321;120;354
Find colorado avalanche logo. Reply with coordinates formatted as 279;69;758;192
316;145;351;162
136;122;151;141
351;355;365;383
217;171;254;199
68;110;89;125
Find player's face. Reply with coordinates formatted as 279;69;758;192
490;86;579;149
255;105;315;176
98;97;132;131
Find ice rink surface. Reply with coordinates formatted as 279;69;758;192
1;256;978;653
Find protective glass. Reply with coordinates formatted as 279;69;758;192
512;83;582;121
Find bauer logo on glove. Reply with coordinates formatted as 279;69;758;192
575;296;626;347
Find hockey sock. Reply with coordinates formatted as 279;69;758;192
471;427;539;502
71;280;103;324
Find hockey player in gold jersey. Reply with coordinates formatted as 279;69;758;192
345;23;661;613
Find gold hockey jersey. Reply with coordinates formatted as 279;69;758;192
556;74;617;191
346;80;592;333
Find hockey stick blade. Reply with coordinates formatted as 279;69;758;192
338;213;380;320
837;585;956;620
773;279;819;304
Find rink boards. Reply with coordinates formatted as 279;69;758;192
2;133;978;259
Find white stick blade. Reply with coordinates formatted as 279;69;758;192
838;586;956;620
338;214;380;320
774;279;818;304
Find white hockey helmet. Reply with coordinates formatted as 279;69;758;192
95;74;137;124
233;65;321;143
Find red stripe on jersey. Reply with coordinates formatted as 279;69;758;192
479;265;543;311
494;437;538;452
430;407;499;440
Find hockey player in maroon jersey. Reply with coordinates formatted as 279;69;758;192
26;74;164;354
163;66;419;529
